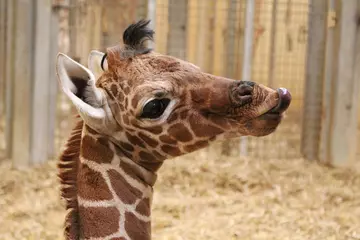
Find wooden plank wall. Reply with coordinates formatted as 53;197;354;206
9;0;56;167
212;0;229;76
167;0;187;60
155;0;169;54
301;0;327;161
327;0;360;166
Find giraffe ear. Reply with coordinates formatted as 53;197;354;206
88;50;108;79
56;53;107;122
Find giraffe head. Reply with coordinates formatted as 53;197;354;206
56;20;291;170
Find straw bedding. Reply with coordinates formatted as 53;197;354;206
0;144;360;240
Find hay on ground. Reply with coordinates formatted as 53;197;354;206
0;145;360;240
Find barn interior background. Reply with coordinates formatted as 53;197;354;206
0;0;360;239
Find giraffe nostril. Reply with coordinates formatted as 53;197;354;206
238;84;253;96
229;81;254;107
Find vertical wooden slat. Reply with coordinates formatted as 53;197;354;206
319;0;336;164
301;0;327;161
12;0;35;167
136;0;148;21
167;0;187;60
267;0;278;87
196;0;215;72
48;6;59;158
0;0;5;104
0;0;7;160
212;0;229;76
226;0;239;78
186;0;199;64
5;0;15;159
147;0;156;49
233;1;246;80
155;0;169;54
31;0;53;164
10;0;55;167
328;0;360;166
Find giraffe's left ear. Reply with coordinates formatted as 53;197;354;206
56;53;113;128
88;50;108;79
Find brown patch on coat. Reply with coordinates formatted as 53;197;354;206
138;132;159;148
110;84;119;96
189;114;224;137
159;134;177;145
136;198;151;216
125;132;145;148
108;169;142;204
78;206;119;239
167;112;178;123
168;123;193;142
124;212;151;240
184;140;209;152
119;141;135;152
81;135;114;164
139;151;157;162
77;164;113;201
161;145;182;157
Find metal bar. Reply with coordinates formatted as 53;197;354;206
301;0;327;161
242;0;254;81
240;0;255;157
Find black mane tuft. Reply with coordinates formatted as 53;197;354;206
122;19;154;52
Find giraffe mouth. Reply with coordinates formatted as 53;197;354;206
269;88;291;114
256;88;291;119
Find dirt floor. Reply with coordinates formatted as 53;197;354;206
0;144;360;240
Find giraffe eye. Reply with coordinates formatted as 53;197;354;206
141;98;171;119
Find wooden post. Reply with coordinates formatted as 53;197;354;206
226;0;238;79
267;0;278;88
196;0;215;72
147;0;156;50
319;0;337;164
301;0;327;161
186;0;199;65
212;0;229;76
167;0;187;60
11;0;56;167
0;0;6;119
5;0;15;160
155;0;169;54
48;6;60;158
326;0;360;166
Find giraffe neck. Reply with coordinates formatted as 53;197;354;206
76;126;158;240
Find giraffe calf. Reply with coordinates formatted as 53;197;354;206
56;19;291;240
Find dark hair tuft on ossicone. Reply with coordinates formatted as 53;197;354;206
121;19;154;58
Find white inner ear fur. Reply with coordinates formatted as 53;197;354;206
56;53;105;120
